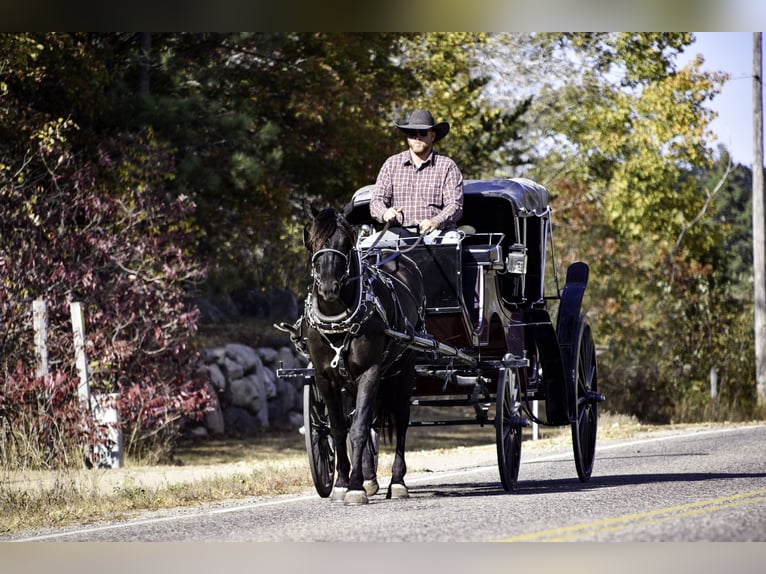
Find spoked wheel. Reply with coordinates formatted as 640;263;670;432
495;363;523;491
570;316;602;482
304;380;336;497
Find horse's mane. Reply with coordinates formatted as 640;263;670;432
308;208;356;252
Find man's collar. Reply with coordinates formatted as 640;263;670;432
404;149;435;167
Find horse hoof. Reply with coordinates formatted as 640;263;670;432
363;479;380;497
330;487;347;502
389;483;409;499
343;490;369;505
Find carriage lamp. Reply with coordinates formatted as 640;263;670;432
506;243;527;274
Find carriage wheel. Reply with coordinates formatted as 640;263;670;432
570;316;600;482
495;363;523;491
304;380;336;497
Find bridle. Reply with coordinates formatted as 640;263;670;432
310;247;353;289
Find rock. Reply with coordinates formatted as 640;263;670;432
229;375;260;410
277;346;299;370
225;343;260;373
288;411;304;428
206;363;227;393
198;340;307;437
221;356;245;381
200;347;226;365
268;378;298;427
204;382;225;435
257;346;279;364
260;364;277;399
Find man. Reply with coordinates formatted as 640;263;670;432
369;109;463;238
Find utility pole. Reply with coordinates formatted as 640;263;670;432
753;33;766;406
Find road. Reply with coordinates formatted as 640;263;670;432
6;424;766;543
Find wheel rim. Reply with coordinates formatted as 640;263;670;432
304;382;336;497
571;320;598;482
496;365;522;491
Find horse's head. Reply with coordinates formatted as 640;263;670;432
305;207;357;302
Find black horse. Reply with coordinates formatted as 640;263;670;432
302;206;426;505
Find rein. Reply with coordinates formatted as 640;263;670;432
358;220;427;268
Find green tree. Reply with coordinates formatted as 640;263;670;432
396;33;531;178
499;33;752;421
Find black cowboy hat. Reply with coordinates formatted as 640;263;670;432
394;109;450;142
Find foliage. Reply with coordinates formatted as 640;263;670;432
513;33;755;422
0;365;95;470
0;119;209;464
396;33;532;178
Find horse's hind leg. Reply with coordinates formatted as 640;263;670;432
388;374;412;499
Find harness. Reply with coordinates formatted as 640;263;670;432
306;247;421;379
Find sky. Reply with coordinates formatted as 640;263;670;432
681;32;760;166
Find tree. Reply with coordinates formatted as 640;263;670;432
396;33;532;178
506;33;754;421
1;35;210;462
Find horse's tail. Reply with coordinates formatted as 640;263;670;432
375;352;416;444
376;377;396;444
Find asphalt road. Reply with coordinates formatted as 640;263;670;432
6;424;766;543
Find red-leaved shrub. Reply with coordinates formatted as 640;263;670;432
1;128;210;466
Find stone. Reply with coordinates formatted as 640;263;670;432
204;382;225;435
225;343;260;373
200;347;226;365
257;346;279;364
206;363;227;393
221;356;244;381
223;406;263;436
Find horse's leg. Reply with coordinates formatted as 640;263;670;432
361;424;379;497
388;370;412;499
317;377;351;502
344;366;380;505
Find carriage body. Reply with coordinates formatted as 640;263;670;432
347;178;570;420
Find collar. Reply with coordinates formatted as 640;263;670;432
402;149;436;168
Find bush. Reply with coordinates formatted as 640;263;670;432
1;127;210;466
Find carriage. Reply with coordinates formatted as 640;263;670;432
278;177;604;497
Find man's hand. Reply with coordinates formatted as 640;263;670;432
418;219;437;234
383;206;403;223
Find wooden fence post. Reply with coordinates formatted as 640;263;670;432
33;299;49;378
69;301;123;468
69;301;91;405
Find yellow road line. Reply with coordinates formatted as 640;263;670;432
496;488;766;542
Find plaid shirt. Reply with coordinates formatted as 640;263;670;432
370;150;464;229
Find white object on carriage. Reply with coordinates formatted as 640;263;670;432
357;226;462;249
